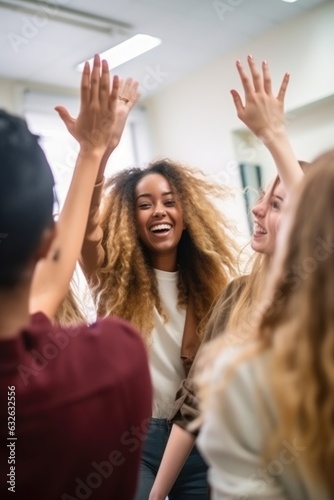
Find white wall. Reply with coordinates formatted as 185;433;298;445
232;91;334;191
286;96;334;162
1;2;333;247
0;77;79;115
0;79;18;112
142;2;334;241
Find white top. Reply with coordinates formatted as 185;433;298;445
197;347;331;500
149;269;186;418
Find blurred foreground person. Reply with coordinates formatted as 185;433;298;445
0;55;151;500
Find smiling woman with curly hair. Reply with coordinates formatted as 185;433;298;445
80;156;238;500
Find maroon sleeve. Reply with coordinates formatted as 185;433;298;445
0;315;152;500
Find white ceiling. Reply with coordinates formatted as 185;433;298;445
0;0;331;97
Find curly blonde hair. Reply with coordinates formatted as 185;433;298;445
198;151;334;494
93;158;238;341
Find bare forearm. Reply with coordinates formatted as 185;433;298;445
58;149;103;258
30;149;103;317
31;55;122;319
79;179;105;279
263;131;303;193
149;425;196;500
96;150;111;183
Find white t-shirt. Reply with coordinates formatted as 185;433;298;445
149;269;186;418
197;347;331;500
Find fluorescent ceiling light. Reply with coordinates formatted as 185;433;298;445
0;0;131;34
281;0;299;3
77;34;162;71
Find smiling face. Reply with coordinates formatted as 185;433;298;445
251;179;286;256
134;173;184;271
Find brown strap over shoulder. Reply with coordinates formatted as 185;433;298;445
180;297;201;376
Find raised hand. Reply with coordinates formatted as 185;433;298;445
106;77;140;152
231;55;290;145
55;64;139;156
55;54;119;156
93;76;140;182
30;55;120;319
231;55;303;192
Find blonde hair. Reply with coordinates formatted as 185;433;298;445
55;286;86;327
93;158;238;341
202;174;283;351
222;164;311;340
198;150;334;494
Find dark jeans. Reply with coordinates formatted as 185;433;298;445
135;418;208;500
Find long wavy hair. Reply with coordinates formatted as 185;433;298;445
206;175;281;344
214;163;311;344
93;158;238;341
198;150;334;494
55;286;87;327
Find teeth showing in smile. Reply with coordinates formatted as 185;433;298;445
150;224;172;233
254;222;267;235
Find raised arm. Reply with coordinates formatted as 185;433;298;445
30;55;119;319
231;55;304;193
76;78;140;280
